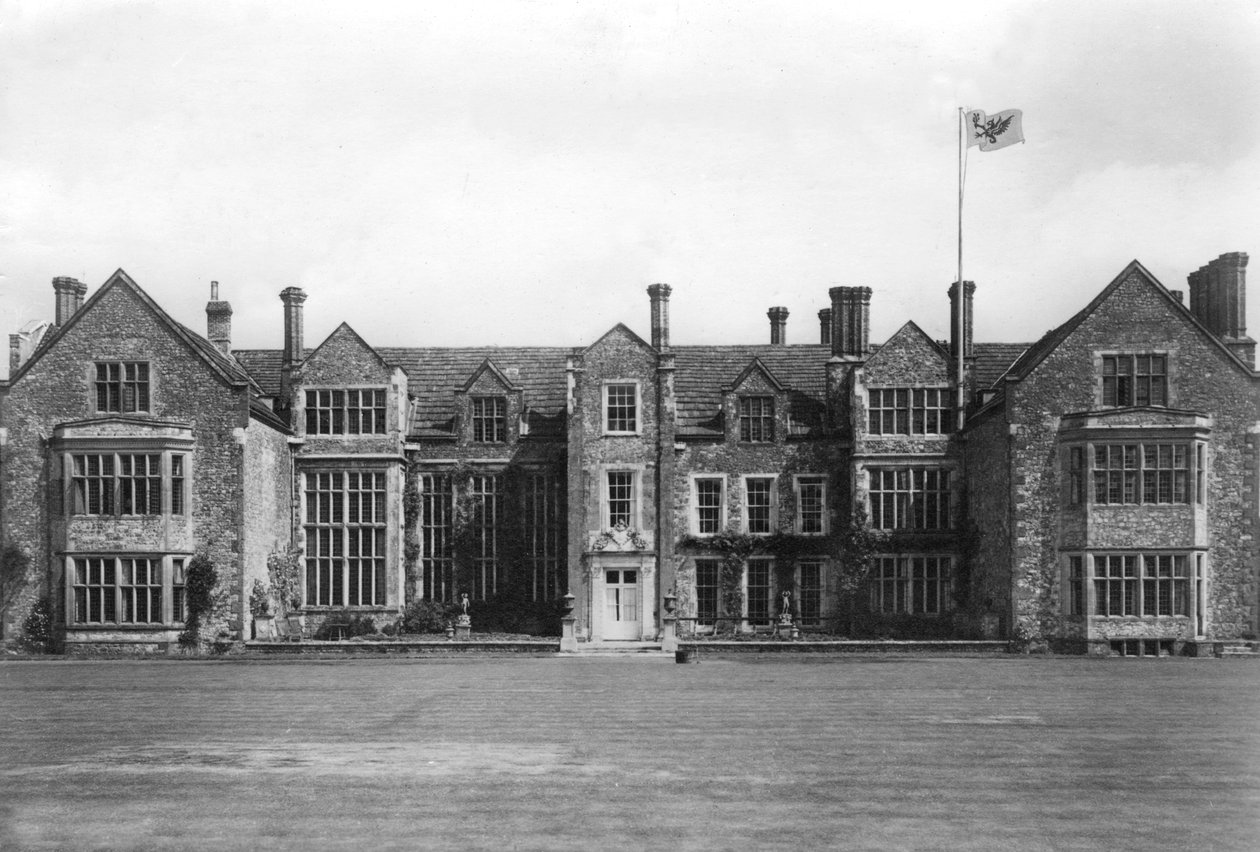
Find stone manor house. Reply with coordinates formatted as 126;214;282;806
1;252;1257;654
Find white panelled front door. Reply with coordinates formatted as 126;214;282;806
603;568;640;640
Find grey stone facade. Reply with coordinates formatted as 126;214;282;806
2;253;1257;652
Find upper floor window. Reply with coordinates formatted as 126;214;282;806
692;476;725;535
869;468;952;531
305;389;387;435
868;388;952;435
607;471;635;527
1102;354;1166;407
471;396;507;443
70;452;186;517
604;383;639;434
744;476;776;534
739;396;775;442
1092;443;1189;505
95;362;150;413
795;476;827;535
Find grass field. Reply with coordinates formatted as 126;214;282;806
1;655;1258;851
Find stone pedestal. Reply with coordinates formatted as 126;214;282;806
661;615;678;653
455;614;471;641
560;615;578;652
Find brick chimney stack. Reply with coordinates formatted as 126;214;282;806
1188;252;1253;366
818;309;832;346
281;287;307;367
52;277;86;327
768;307;789;345
829;286;872;357
205;281;233;356
279;287;307;408
9;334;20;376
648;283;671;350
948;280;976;360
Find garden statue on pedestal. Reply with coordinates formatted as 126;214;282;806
775;590;799;640
455;592;472;640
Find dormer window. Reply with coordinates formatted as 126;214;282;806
739;396;774;442
604;382;639;435
471;396;507;443
95;362;150;413
1102;354;1166;407
305;389;387;435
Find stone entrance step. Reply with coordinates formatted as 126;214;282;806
565;641;669;657
1219;641;1259;657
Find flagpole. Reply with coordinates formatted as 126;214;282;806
956;107;966;431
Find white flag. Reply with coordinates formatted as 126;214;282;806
966;109;1024;151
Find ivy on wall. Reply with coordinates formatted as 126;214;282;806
677;505;892;629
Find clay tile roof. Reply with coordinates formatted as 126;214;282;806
232;349;308;396
672;344;833;438
972;342;1030;389
376;347;571;438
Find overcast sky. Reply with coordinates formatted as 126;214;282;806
3;1;1259;376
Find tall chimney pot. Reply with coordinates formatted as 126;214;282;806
768;307;789;345
818;308;832;346
828;286;872;357
52;277;84;327
205;281;233;356
647;284;672;350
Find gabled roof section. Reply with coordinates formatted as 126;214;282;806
866;320;949;364
895;320;948;355
305;321;394;374
585;323;653;353
10;269;257;391
722;357;786;393
997;259;1254;385
673;344;832;438
460;358;522;393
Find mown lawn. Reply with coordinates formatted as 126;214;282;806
1;655;1257;851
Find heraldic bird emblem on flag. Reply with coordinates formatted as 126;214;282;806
967;108;1024;152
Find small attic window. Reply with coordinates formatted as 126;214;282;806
471;397;507;443
739;396;774;442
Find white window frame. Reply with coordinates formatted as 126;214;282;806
742;474;778;536
689;474;727;536
793;474;828;535
602;380;642;436
601;467;643;530
795;559;826;626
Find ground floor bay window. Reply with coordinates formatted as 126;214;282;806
1063;552;1200;622
66;554;188;626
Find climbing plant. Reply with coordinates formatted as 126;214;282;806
0;542;31;634
178;554;218;648
267;547;303;614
